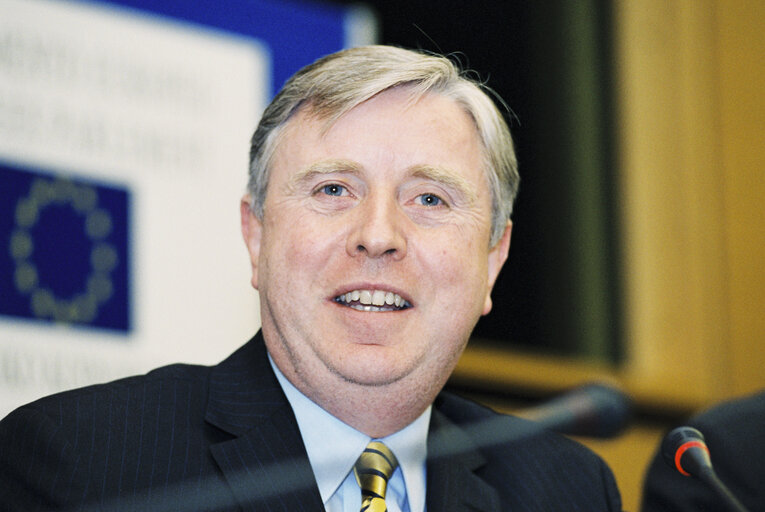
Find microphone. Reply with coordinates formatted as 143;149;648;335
520;382;632;438
661;426;751;512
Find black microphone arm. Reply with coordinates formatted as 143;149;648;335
520;382;632;438
661;426;751;512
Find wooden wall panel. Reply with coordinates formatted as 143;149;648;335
614;0;733;407
456;2;764;509
715;0;765;395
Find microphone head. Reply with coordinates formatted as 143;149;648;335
661;426;713;477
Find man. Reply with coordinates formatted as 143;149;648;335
641;390;764;511
0;46;622;511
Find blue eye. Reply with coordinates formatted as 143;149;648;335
322;184;345;196
418;193;443;206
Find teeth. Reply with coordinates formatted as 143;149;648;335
335;288;410;311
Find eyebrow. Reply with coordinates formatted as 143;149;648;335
409;165;478;206
286;159;362;192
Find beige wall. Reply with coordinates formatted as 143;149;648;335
615;0;765;410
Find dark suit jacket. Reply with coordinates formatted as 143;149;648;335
0;333;622;511
641;390;765;512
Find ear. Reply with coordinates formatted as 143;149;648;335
482;221;512;316
240;196;263;290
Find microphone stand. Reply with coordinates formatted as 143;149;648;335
695;465;750;512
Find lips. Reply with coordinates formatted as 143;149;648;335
334;289;412;312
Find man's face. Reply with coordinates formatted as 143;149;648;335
242;86;511;403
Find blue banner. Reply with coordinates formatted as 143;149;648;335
0;162;131;332
91;0;350;96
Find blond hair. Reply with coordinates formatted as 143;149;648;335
247;45;519;246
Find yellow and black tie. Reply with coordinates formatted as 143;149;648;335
353;441;399;512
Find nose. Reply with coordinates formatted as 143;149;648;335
346;193;407;261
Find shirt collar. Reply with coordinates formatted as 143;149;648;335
269;356;430;510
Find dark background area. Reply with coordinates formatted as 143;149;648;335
332;0;623;361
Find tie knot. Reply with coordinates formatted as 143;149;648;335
354;441;399;504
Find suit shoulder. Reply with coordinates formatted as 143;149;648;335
691;390;765;431
435;393;610;479
435;390;603;459
0;361;232;511
435;389;569;436
433;391;622;510
8;361;212;423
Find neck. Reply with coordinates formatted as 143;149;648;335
318;378;441;438
281;362;446;438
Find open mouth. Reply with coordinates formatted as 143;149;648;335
334;289;412;312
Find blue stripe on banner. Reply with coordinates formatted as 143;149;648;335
85;0;348;96
0;162;131;333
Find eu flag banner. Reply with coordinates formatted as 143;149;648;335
0;162;131;332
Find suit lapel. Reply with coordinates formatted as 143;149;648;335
205;334;325;512
426;406;500;512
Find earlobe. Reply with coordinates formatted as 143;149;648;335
240;196;263;290
482;221;512;316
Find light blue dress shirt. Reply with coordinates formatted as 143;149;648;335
269;356;430;512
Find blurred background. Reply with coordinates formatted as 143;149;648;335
1;0;763;509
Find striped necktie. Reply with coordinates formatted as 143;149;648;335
354;441;399;512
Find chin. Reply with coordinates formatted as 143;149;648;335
326;354;418;388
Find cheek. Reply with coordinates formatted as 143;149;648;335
262;214;342;278
420;234;489;300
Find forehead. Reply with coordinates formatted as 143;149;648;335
271;88;487;186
